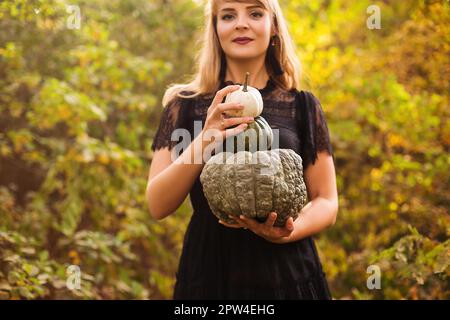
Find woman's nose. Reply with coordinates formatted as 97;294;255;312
235;15;249;30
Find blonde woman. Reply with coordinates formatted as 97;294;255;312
147;0;338;299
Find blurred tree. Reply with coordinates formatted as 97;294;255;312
0;0;201;299
284;0;449;299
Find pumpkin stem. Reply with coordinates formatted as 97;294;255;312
243;72;250;92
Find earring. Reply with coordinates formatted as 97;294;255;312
267;36;284;76
271;35;277;46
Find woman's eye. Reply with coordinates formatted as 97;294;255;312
221;12;263;21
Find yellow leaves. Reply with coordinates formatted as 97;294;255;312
108;40;118;50
368;145;381;158
100;79;108;89
370;168;382;180
0;42;17;58
7;130;33;153
69;250;81;265
387;133;409;149
88;22;109;43
92;29;102;42
77;51;90;68
0;42;23;69
36;18;55;30
57;104;72;120
28;79;107;136
149;270;175;299
441;121;450;147
67;135;140;171
67;147;86;164
389;212;398;221
389;202;398;212
317;33;332;47
23;150;45;162
0;144;12;157
370;168;384;192
393;192;406;204
97;152;110;165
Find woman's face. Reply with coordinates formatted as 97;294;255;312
216;1;272;61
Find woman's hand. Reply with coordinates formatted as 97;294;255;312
219;212;295;244
202;85;255;147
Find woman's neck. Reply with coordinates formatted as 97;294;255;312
224;56;269;90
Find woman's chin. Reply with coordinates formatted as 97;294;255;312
226;51;263;60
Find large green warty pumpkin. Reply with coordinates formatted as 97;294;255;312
200;149;308;227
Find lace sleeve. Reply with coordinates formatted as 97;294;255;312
151;95;188;152
296;90;334;169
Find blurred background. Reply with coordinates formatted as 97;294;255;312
0;0;448;299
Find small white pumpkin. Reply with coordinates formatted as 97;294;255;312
224;72;264;118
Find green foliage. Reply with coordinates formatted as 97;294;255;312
284;0;449;299
1;0;199;299
0;0;448;299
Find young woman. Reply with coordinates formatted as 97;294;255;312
146;0;338;299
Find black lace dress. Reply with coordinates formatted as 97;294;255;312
151;77;335;299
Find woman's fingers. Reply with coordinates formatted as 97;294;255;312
239;215;258;229
227;213;294;240
205;87;255;141
211;85;241;109
285;217;294;231
222;116;254;129
278;228;292;238
261;213;294;238
216;101;244;114
220;215;249;229
265;212;277;227
205;99;252;138
224;123;249;139
228;215;250;229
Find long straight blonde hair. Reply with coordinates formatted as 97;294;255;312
162;0;302;106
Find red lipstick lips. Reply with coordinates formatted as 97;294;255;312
233;37;253;44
